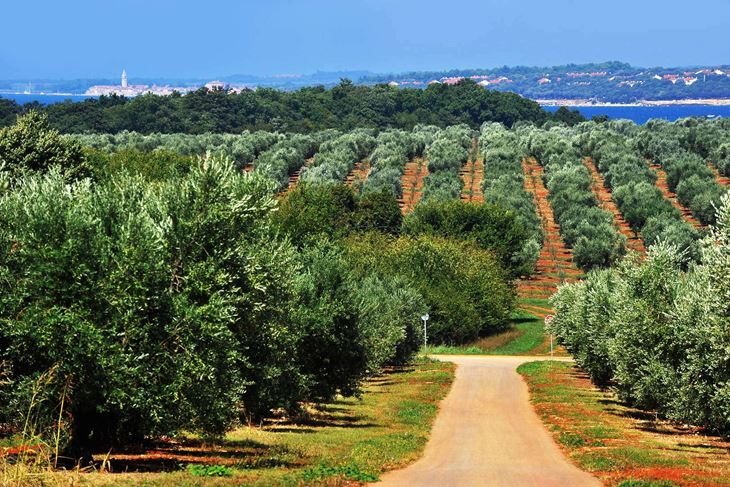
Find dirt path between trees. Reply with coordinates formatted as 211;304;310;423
377;355;600;487
399;157;428;214
649;162;702;228
708;163;729;187
517;158;580;302
584;157;645;254
460;139;484;203
345;160;371;187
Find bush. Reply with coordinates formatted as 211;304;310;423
84;147;196;181
274;183;357;246
352;190;402;234
0;111;86;177
347;233;515;344
275;183;403;243
403;199;529;278
0;155;284;451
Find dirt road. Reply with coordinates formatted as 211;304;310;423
378;355;601;487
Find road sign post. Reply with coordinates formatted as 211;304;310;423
544;315;554;359
421;313;430;351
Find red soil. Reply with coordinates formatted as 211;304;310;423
708;163;730;186
399;157;429;214
283;157;314;194
584;157;646;254
345;161;371;187
519;303;554;319
649;162;702;228
517;158;579;302
460;139;485;203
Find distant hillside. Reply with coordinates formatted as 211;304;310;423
6;62;730;102
359;62;730;103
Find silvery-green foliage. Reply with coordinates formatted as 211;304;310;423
479;123;542;275
575;122;701;262
551;194;730;433
71;130;281;169
420;125;471;203
363;127;433;197
519;124;625;271
254;133;318;190
299;130;376;185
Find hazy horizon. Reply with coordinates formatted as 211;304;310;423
2;0;729;80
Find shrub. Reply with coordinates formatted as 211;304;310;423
403;199;529;278
0;155;284;451
352;190;402;234
347;233;515;344
0;111;86;177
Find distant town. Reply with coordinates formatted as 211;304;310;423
4;62;730;104
84;69;251;97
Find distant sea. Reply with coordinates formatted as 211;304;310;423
4;93;730;125
542;104;730;124
1;93;97;104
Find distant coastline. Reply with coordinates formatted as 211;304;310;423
0;91;93;97
5;91;730;108
537;98;730;107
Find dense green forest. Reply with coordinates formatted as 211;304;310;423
0;79;568;134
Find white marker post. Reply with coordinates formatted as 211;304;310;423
421;313;430;352
544;315;554;359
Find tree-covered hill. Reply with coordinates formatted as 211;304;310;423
0;79;550;134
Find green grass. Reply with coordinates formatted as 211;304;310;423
428;309;547;356
519;297;552;309
57;358;455;486
518;361;730;486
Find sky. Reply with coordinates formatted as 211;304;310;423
1;0;729;80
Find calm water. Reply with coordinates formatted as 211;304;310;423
1;93;98;104
543;104;730;124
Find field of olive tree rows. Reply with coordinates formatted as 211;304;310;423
4;111;730;483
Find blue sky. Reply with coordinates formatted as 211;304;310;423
1;0;729;79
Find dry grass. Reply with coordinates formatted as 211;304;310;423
518;361;730;487
1;358;454;486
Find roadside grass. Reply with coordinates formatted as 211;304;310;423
32;357;454;486
518;361;730;486
428;300;565;356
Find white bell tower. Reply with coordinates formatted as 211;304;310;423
121;69;128;88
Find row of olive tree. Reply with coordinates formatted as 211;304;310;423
575;120;702;261
252;133;319;191
420;124;472;203
648;117;730;177
549;193;730;434
519;125;625;270
360;126;437;197
70;130;281;169
479;122;543;276
299;129;377;184
636;119;728;225
0;154;427;455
